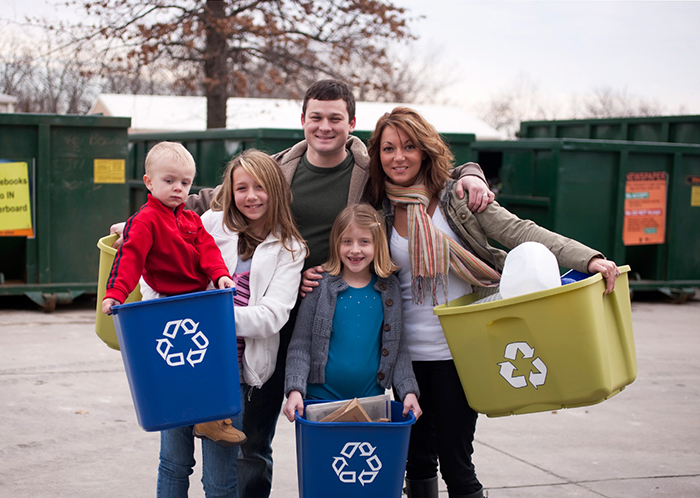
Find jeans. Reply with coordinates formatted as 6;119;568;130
157;381;247;498
405;360;482;496
237;306;297;498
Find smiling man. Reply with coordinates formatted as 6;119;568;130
178;79;491;498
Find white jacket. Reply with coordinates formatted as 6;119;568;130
140;210;306;388
201;209;306;388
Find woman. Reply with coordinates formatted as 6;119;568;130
366;107;620;498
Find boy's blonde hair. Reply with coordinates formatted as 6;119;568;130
323;204;398;278
211;149;307;261
145;141;196;176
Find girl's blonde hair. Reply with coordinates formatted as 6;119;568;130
210;149;307;261
323;204;398;278
367;107;454;206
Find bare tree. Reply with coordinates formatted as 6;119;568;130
53;0;416;128
0;29;99;114
350;42;459;104
570;86;664;119
476;74;559;139
477;74;668;138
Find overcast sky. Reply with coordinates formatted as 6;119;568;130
4;0;700;116
393;0;700;115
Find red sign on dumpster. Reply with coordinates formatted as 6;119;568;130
622;171;667;246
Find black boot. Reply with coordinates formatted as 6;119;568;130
448;486;488;498
405;476;439;498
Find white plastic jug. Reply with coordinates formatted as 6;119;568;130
500;241;561;299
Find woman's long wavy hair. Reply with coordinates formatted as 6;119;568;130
210;149;307;260
367;107;454;206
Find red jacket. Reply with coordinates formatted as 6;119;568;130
105;194;230;304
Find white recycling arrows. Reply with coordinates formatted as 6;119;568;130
155;317;208;368
529;357;547;388
497;361;527;388
504;341;534;360
497;341;548;389
332;441;382;486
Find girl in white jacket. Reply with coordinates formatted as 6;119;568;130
149;149;306;497
202;149;307;390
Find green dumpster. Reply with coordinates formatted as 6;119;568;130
0;113;131;310
519;115;700;144
471;138;700;301
127;128;304;212
129;128;477;211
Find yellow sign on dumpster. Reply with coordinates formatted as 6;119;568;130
94;159;126;184
0;162;33;237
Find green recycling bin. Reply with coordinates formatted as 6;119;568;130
471;138;700;301
0;113;130;310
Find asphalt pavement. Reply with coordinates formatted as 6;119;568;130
0;294;699;497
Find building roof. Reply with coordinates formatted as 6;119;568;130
89;93;505;140
0;94;18;104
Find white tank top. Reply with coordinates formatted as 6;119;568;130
390;207;473;361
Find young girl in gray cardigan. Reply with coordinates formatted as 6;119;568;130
283;204;422;422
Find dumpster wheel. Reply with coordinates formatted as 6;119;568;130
658;287;696;304
24;291;83;312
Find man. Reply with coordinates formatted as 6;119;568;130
113;79;493;497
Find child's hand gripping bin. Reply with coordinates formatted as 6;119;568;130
95;234;142;350
295;400;416;498
111;288;241;431
433;265;636;417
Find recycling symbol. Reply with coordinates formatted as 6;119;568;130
497;341;547;389
331;442;382;486
155;318;209;368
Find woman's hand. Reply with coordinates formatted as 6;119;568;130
283;390;304;422
455;176;495;213
110;222;126;248
587;257;620;294
402;393;422;420
300;265;323;297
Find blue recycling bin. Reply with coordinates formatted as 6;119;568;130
111;288;241;431
295;400;416;498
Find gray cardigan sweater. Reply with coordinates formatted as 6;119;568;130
284;272;420;402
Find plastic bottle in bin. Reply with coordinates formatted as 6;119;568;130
500;242;562;299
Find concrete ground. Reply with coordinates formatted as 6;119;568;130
0;294;699;497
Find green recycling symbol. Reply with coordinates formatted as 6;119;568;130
497;341;547;389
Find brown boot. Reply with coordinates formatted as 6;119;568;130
193;419;247;446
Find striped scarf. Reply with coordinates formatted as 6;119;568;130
385;181;501;305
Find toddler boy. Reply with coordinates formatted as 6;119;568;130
102;141;244;446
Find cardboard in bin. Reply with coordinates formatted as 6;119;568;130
434;265;636;417
304;394;391;422
296;399;415;498
95;234;142;350
112;288;241;431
